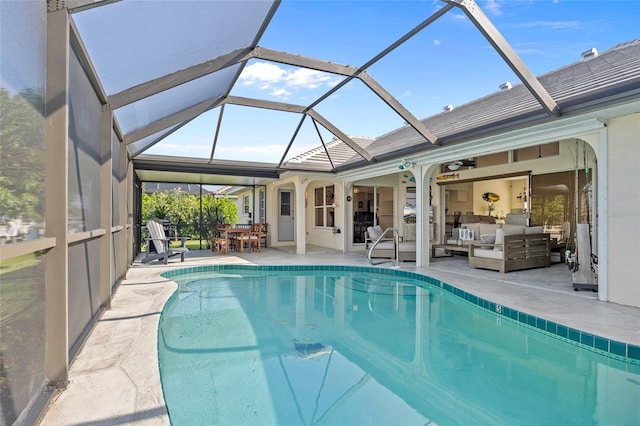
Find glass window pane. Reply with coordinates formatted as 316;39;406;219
72;0;276;94
314;187;323;206
315;208;323;227
325;185;334;205
327;207;335;227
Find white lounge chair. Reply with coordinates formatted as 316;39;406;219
142;219;189;264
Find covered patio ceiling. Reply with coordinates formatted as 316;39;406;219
67;0;563;185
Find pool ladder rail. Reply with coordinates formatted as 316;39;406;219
367;227;401;268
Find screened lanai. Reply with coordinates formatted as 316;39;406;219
2;1;640;425
67;0;566;183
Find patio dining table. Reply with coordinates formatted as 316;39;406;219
223;227;252;253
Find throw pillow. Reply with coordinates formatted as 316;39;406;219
524;225;544;234
460;228;475;241
367;226;383;240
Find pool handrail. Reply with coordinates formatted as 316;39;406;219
368;227;400;268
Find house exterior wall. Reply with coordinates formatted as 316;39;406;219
606;113;640;306
305;179;344;250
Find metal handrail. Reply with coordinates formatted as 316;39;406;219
367;227;401;268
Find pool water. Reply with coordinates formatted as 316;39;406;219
158;266;640;425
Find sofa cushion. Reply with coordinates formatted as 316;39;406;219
524;225;544;234
478;215;496;224
494;226;525;251
367;225;383;240
480;233;496;244
473;248;503;259
504;212;529;226
501;224;526;234
460;214;481;224
479;223;501;236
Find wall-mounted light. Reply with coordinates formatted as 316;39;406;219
447;161;462;171
446;159;475;171
399;160;414;170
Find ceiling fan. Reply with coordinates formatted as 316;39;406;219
446;159;476;171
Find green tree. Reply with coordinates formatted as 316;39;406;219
0;88;46;224
141;187;238;243
197;195;238;242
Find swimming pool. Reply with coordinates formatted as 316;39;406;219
159;265;640;425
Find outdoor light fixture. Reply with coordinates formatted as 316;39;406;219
447;161;462;171
399;160;414;170
446;159;476;171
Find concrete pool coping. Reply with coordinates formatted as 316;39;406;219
38;248;640;425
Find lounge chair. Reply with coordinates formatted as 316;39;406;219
142;219;189;264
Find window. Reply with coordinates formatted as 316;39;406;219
404;187;416;223
243;195;250;215
314;185;335;228
258;189;265;222
530;170;592;246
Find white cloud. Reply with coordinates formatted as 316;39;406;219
482;0;502;16
433;39;441;46
271;88;291;97
239;61;343;99
239;62;285;86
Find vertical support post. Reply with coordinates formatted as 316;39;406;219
199;184;203;250
597;128;608;301
415;165;424;267
45;8;70;387
127;160;134;264
99;106;113;308
118;137;128;272
295;179;307;255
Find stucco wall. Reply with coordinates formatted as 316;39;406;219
606;113;640;307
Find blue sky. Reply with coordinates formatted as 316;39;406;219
147;0;640;163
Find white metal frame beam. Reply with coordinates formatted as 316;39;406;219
123;97;223;144
224;96;374;162
444;0;560;116
109;48;252;109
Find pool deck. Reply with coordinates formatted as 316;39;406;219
38;247;640;425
